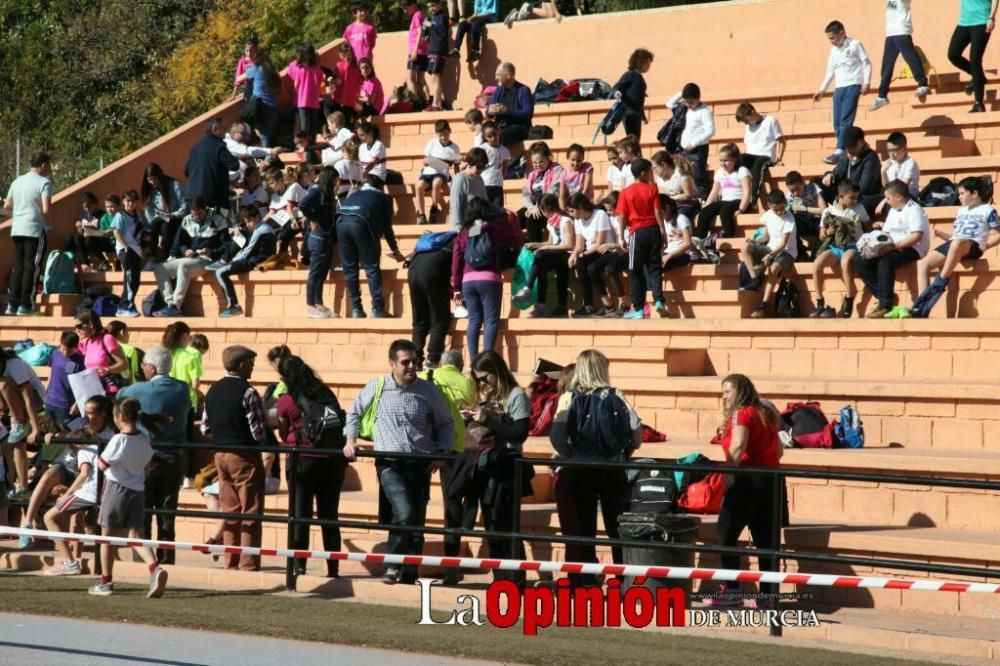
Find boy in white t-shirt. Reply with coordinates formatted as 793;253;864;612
870;0;930;112
813;20;872;164
735;103;786;208
741;190;797;318
480;121;510;208
856;179;930;318
89;398;167;598
877;132;920;216
321;112;355;168
416;119;461;225
616;137;640;188
238;166;269;220
811;180;869;318
912;176;1000;317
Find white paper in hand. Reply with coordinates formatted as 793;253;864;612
68;369;106;417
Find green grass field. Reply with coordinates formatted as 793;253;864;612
0;573;942;666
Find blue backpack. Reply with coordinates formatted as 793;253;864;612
592;99;628;144
93;294;121;316
42;250;79;295
414;231;457;254
833;405;864;448
566;388;635;459
463;224;495;269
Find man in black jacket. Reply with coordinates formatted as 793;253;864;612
336;178;405;318
185;117;240;213
822;126;883;215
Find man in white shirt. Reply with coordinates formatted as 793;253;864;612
666;82;715;198
224;123;282;183
813;20;872;165
855;179;929;318
3;153;53;316
871;0;930;112
735;102;785;208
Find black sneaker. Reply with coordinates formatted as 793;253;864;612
739;276;762;292
548;306;569;318
971;102;986;113
964;81;976;95
839;299;854;318
467;51;480;63
449;47;460;57
573;306;595;318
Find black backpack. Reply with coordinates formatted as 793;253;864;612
628;459;678;514
775;279;801;318
296;392;347;449
917;177;958;207
142;289;166;317
464;225;495;269
656;104;687;153
566;388;634;459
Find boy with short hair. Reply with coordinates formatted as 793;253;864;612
785;170;827;259
449;147;488;230
813;20;872;165
811;180;868;318
878;131;920;215
480;121;510;207
44;331;83;426
912;176;1000;317
417;119;462;225
870;0;930;112
464;108;485;145
741;190;797;319
423;0;450;111
214;207;278;318
616;159;667;319
401;0;430;104
667;82;715;197
735;102;785;207
111;190;144;318
615;136;640;188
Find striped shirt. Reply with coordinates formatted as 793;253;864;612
345;375;454;454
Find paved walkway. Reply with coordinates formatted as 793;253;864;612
0;613;501;666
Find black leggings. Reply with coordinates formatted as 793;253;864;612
575;252;604;307
949;24;992;103
696;200;741;238
717;474;780;597
588;251;629;298
527;249;570;308
407;249;452;366
742;154;771;205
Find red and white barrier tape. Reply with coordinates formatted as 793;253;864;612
3;526;998;593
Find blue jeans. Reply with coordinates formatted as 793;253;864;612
832;85;861;150
337;219;384;312
215;259;254;309
462;280;502;358
257;102;278;148
306;232;332;307
378;461;432;580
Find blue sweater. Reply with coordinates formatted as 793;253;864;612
489;81;534;127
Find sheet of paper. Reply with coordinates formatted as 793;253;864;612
67;368;105;416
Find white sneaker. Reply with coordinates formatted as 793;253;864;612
89;581;114;596
452;305;468;319
148;567;168;598
181;477;194;490
44;560;82;576
915;86;930;97
822;151;843;165
516;2;532;20
869;97;889;111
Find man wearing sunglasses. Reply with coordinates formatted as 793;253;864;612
344;339;454;585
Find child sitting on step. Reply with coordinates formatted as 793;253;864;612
912;176;1000;318
214;207;278;318
558;143;594;210
741;190;797;319
810;179;868;318
515;193;576;318
785;170;827;260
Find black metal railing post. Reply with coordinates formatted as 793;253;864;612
285;445;300;591
510;456;523;561
770;469;783;637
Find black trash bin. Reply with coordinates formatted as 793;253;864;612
619;512;701;595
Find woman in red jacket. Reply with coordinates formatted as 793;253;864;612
711;373;783;608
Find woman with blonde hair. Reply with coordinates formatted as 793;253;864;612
709;373;782;608
550;349;641;586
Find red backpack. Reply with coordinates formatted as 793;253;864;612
528;375;559;436
781;401;835;448
678;473;725;514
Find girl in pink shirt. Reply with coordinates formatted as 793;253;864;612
332;43;362;121
343;4;377;61
287;43;324;142
355;58;386;118
233;39;258;99
558;143;594;210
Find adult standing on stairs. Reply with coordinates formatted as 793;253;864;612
185;117;240;218
3;152;53;316
948;0;1000;113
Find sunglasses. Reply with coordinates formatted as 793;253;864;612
75;322;91;330
473;373;491;385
